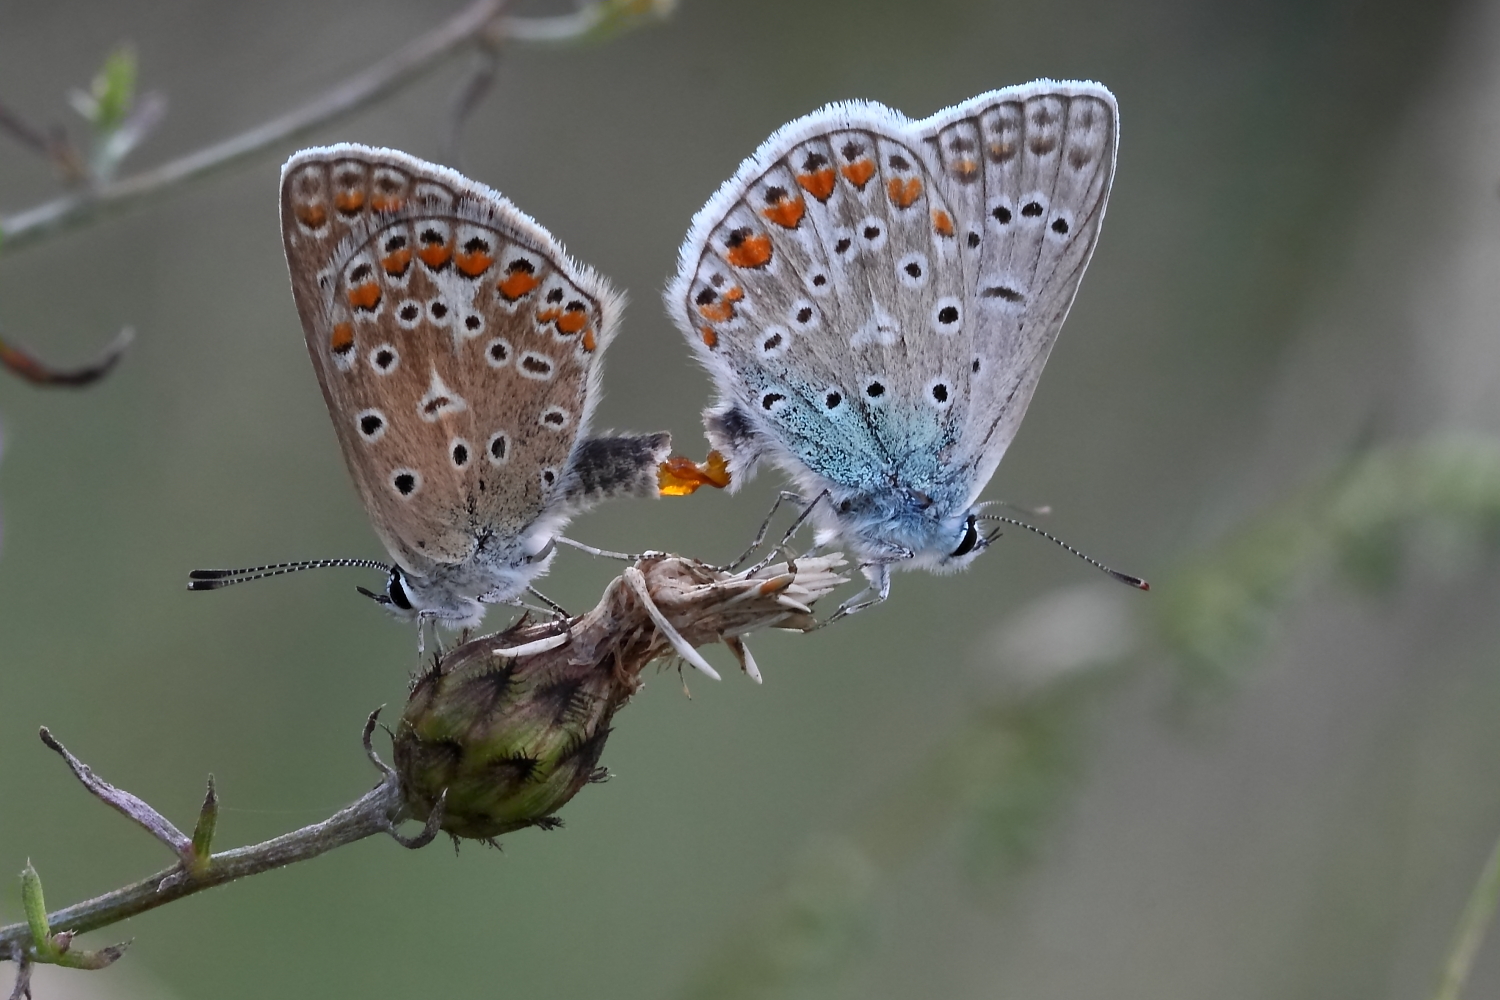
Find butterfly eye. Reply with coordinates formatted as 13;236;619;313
387;570;413;610
949;515;980;558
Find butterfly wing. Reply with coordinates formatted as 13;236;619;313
281;145;638;581
667;81;1116;515
920;84;1117;503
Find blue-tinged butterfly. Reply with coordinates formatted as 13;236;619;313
666;81;1145;615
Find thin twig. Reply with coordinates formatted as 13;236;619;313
37;728;193;865
1430;827;1500;1000
0;732;406;953
0;328;131;388
5;945;29;1000
442;45;502;170
0;0;513;252
0;101;85;181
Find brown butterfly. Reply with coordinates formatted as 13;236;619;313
191;145;669;632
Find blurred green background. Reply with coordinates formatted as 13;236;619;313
4;0;1500;997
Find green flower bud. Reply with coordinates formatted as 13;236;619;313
393;553;846;842
394;628;622;841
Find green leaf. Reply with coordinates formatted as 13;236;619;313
89;44;138;132
19;861;50;952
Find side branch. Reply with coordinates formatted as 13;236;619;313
0;328;131;388
0;728;405;953
0;0;511;251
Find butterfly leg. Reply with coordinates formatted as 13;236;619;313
745;490;835;577
555;535;660;563
818;557;899;628
525;585;570;618
720;491;807;571
415;612;447;657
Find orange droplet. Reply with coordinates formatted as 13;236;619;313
417;240;452;269
796;168;836;202
761;194;805;229
932;210;955;238
656;450;732;497
887;176;923;208
497;270;539;301
334;190;365;213
840;159;875;189
330;322;355;353
701;326;718;349
347;283;381;311
455;249;495;277
725;232;772;269
582;328;597;352
703;450;730;487
381;248;412;276
295;203;327;229
556;309;588;335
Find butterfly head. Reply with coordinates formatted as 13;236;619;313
826;491;992;574
936;510;991;570
357;565;487;629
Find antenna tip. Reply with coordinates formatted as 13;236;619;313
1108;569;1150;591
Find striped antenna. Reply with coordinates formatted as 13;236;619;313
187;558;392;591
976;515;1149;591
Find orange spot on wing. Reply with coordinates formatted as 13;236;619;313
725;233;772;269
334;190;365;213
498;271;539;301
953;159;979;181
887;176;923;208
761;195;805;229
295;203;327;229
418;240;453;269
536;307;562;324
347;283;381;311
381;248;412;276
455;250;495;277
656;450;731;497
697;285;743;323
556;309;588;335
330;322;355;353
932;210;955;237
840;159;875;189
370;194;404;213
582;328;597;352
701;326;717;349
989;141;1017;162
796;168;836;202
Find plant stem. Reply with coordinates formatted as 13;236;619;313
0;778;402;950
0;0;512;252
1429;827;1500;1000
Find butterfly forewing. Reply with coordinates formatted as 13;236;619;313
281;146;616;578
